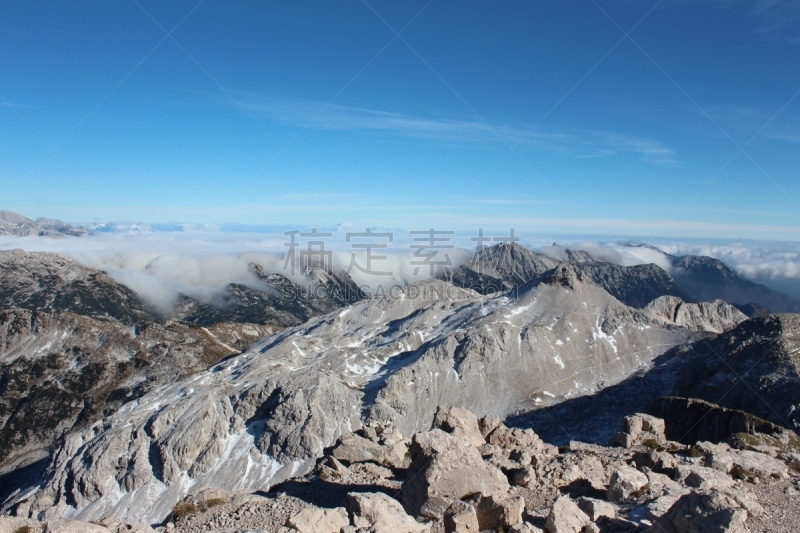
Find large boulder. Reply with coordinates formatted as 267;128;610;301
332;433;387;464
433;405;486;448
348;492;426;533
674;465;736;491
611;414;666;448
544;495;590;533
0;517;43;533
606;465;649;501
706;448;788;480
402;429;509;518
576;497;616;521
646;491;750;533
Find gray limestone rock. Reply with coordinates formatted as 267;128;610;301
402;429;509;519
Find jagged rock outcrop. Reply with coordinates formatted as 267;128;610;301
402;429;509;518
650;397;794;445
471;242;561;286
645;296;748;333
9;270;706;524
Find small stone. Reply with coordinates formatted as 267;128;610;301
444;500;480;533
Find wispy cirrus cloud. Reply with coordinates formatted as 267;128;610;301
694;0;800;42
226;93;679;166
746;0;800;42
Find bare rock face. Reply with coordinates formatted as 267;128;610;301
0;311;271;478
0;250;280;475
470;243;561;287
645;296;748;333
566;262;695;309
402;429;509;519
664;315;800;432
0;249;152;324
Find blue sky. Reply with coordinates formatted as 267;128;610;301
1;0;799;239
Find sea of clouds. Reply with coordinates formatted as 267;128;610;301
2;227;799;311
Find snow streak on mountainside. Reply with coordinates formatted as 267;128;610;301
0;250;366;482
510;314;800;447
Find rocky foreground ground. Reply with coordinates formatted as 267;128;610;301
3;405;799;533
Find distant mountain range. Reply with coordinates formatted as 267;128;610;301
2;209;799;315
441;241;800;314
0;211;88;238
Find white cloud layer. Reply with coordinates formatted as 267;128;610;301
2;231;800;311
